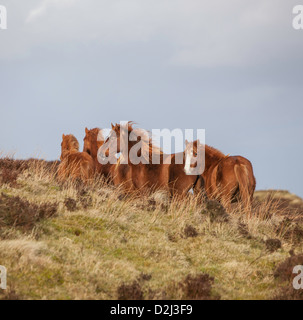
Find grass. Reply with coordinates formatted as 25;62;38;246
0;156;302;300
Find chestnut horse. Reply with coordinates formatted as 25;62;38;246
83;127;132;190
184;140;256;210
99;122;170;193
100;122;200;196
83;128;111;178
58;134;95;182
168;151;203;196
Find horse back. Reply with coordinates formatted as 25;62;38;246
60;151;95;181
229;156;256;191
220;156;256;196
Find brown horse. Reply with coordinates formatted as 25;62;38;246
83;127;132;190
168;151;203;196
100;122;170;193
100;122;200;196
184;140;256;210
58;134;95;183
83;128;111;178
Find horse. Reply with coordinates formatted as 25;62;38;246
168;150;204;197
83;127;132;190
99;122;170;193
184;140;256;210
83;128;111;178
100;122;200;196
58;134;95;183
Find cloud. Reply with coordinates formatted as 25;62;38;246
1;0;302;67
26;1;48;23
26;0;77;23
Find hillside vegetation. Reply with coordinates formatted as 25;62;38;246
0;157;302;300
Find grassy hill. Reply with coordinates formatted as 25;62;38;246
0;158;302;300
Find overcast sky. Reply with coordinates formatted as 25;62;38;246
0;0;302;196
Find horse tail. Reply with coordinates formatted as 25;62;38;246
234;164;251;209
206;164;219;199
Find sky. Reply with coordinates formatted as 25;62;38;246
0;0;302;197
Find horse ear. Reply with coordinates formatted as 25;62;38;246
85;127;88;134
111;123;114;129
62;134;65;139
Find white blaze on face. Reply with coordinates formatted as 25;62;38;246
184;148;193;175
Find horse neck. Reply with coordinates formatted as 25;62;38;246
124;139;152;166
125;140;135;165
204;145;225;171
91;138;100;159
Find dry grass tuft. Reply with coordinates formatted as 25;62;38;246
237;222;252;239
117;281;144;300
64;198;77;212
273;252;303;300
183;224;199;238
274;253;303;282
0;168;19;187
274;286;303;300
204;199;229;223
178;273;220;300
265;239;282;253
0;193;58;234
0;288;21;300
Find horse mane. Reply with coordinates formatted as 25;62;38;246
85;128;105;157
115;122;163;163
60;134;80;161
88;128;104;142
204;144;225;161
132;127;163;161
65;134;80;152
